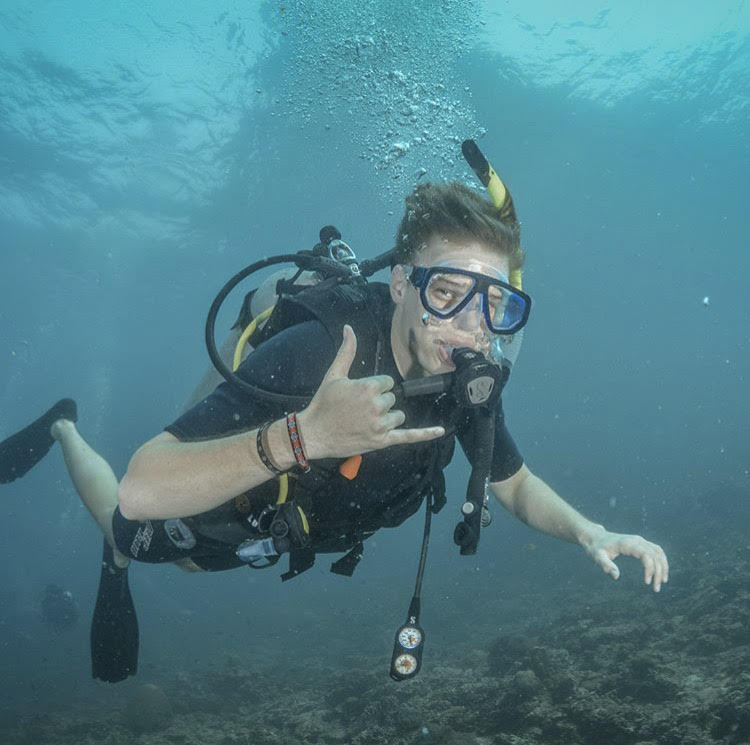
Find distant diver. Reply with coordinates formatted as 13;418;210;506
0;142;669;684
40;583;79;631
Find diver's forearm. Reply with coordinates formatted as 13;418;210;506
118;419;294;521
511;473;603;547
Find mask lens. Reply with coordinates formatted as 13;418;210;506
424;271;476;315
489;286;527;333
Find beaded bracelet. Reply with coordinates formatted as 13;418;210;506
286;411;311;473
256;421;284;476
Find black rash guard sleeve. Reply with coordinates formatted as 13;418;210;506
165;320;336;441
456;398;524;482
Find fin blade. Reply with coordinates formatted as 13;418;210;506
91;540;139;683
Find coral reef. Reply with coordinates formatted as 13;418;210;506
3;519;748;745
123;683;173;734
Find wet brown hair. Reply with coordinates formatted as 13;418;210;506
392;181;524;270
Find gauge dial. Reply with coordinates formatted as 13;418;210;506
393;653;418;676
398;626;423;650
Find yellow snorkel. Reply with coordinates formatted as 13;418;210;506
461;139;523;290
461;138;527;379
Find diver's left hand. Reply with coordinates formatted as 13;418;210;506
584;528;669;592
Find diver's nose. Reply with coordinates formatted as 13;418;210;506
453;295;484;331
451;297;491;353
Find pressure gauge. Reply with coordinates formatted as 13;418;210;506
398;626;422;650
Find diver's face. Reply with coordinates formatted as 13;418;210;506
390;234;511;378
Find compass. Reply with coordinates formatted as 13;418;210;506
392;653;419;677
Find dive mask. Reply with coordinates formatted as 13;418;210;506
406;261;531;335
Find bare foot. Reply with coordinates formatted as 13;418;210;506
113;547;131;569
50;418;76;441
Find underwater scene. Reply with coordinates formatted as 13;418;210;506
1;1;749;744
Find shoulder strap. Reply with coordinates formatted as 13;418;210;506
258;279;391;379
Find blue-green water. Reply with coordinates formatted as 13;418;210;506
1;1;748;739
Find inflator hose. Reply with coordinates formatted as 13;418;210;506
205;253;350;407
454;406;495;555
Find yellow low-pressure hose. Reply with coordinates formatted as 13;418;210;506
232;307;274;371
232;305;289;504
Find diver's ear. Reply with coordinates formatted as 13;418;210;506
390;265;409;304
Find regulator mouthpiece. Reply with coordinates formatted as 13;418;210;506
450;348;504;409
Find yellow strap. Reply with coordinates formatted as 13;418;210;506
297;505;310;535
276;473;289;504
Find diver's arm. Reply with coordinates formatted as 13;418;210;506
119;326;443;521
490;465;602;545
490;466;669;591
182;328;244;411
118;422;295;521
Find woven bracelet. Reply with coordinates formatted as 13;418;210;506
286;411;311;473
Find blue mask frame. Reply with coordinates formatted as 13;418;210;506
408;265;531;335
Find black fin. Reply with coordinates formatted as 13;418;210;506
91;539;139;683
0;399;77;484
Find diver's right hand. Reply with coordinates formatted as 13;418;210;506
297;325;445;460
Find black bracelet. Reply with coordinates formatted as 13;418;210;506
256;421;284;476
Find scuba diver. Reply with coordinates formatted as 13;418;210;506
40;583;80;632
0;142;668;684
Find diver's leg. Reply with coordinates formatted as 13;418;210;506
50;419;139;681
51;419;129;568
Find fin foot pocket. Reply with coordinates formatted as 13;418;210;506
0;398;78;484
